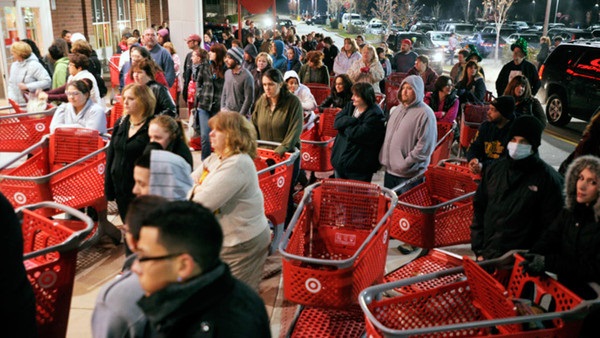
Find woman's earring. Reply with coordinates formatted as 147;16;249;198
177;276;183;282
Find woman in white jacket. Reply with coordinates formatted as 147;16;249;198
347;44;385;94
49;79;107;133
8;41;51;104
284;70;318;130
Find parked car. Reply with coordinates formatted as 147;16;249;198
341;13;361;29
506;32;541;49
426;31;453;48
276;18;294;30
547;28;593;42
347;19;367;33
461;33;508;58
387;32;444;74
511;21;530;31
367;21;384;35
481;26;518;39
538;41;600;126
410;22;436;33
443;23;475;39
308;14;329;25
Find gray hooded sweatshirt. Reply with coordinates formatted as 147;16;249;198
379;75;437;178
149;150;194;200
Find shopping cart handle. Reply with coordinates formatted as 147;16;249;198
0;135;48;171
255;143;300;176
18;202;95;260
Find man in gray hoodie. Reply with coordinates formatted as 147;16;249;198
379;75;437;192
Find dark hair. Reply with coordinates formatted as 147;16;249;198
61;29;71;38
262;68;284;84
210;43;227;79
376;47;384;55
69;53;90;70
131;58;157;80
323;37;333;45
135;142;164;169
142;201;224;272
21;39;43;60
125;195;168;241
351;82;375;107
332;74;353;92
416;55;429;65
458;49;470;58
434;75;453;92
504;74;532;100
68;79;93;98
130;45;153;61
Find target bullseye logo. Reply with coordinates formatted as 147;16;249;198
14;192;27;205
305;277;322;293
35;123;45;132
97;163;105;175
276;176;285;188
399;218;410;231
302;152;311;162
38;270;58;288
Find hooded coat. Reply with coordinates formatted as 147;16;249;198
149;150;193;201
8;53;52;104
379;75;437;178
272;40;287;74
285;46;302;74
531;155;600;300
471;151;564;260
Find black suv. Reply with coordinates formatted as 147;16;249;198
386;32;444;74
538;41;600;126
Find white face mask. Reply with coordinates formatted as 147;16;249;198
507;142;533;160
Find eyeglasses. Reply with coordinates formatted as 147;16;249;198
136;252;184;263
66;91;82;97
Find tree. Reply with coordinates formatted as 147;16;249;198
483;0;516;60
432;1;442;19
371;0;396;39
395;0;421;31
328;0;346;20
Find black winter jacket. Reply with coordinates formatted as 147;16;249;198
471;154;564;259
147;80;177;117
330;102;386;174
138;263;271;338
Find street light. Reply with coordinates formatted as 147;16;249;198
554;0;560;23
466;0;471;22
532;0;536;22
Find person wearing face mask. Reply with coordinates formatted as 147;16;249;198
466;95;515;175
522;155;600;338
471;115;564;261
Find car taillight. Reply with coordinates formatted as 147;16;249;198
482;43;492;47
538;64;545;80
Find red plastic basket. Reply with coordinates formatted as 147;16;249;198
0;107;56;152
254;144;299;253
384;249;464;294
300;126;334;172
19;203;94;338
109;54;121;89
286;305;365;337
0;128;108;211
107;101;123;130
306;83;331;106
430;122;455;166
390;165;478;248
318;107;341;138
384;80;400;112
460;103;489;151
280;179;396;308
361;253;587;338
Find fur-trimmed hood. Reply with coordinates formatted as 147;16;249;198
564;155;600;221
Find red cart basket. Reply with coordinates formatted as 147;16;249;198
318;107;342;138
254;141;299;254
389;164;478;249
283;304;366;338
279;179;397;308
0;106;57;152
300;125;335;172
306;83;331;106
18;202;94;338
459;103;489;156
430;121;455;166
360;251;598;338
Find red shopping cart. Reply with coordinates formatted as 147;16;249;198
430;121;455;166
106;100;123;131
375;93;386;112
254;141;299;254
279;179;397;308
0;106;57;152
306;83;331;106
283;304;366;338
459;103;489;156
360;251;598;338
300;124;335;173
389;164;478;249
108;53;121;104
18;202;94;338
318;107;342;138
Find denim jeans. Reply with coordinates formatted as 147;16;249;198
196;108;214;160
384;172;423;194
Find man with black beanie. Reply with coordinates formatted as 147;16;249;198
471;115;564;260
467;95;515;174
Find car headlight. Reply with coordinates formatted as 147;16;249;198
432;51;443;63
264;18;273;28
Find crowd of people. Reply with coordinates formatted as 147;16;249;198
5;19;600;338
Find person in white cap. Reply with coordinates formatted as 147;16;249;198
220;46;254;118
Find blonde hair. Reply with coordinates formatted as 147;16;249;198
361;44;379;64
163;41;176;54
208;111;257;158
10;41;32;59
121;83;156;119
343;38;359;54
256;52;273;67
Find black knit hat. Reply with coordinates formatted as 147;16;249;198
491;95;515;121
508;115;544;150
